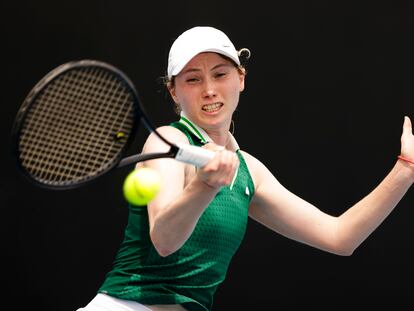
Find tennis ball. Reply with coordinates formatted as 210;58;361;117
123;167;161;206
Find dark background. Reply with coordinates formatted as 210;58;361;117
1;1;414;310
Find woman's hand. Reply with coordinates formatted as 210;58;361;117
196;143;239;189
400;116;414;160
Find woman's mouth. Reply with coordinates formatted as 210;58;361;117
202;103;223;113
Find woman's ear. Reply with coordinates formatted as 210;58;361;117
239;70;245;92
167;82;178;103
167;82;181;114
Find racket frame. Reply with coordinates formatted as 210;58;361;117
11;60;211;190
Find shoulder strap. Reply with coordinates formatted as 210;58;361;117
169;121;205;147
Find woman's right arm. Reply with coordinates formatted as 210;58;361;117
138;126;238;257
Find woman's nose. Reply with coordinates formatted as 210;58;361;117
202;81;217;98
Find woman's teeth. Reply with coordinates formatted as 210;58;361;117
202;103;223;112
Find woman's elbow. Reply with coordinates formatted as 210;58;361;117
150;229;179;257
154;245;175;257
329;240;357;256
333;247;354;256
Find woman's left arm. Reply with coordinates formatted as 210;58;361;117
246;116;414;256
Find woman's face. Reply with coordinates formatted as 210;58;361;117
168;52;245;131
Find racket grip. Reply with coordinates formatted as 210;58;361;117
175;143;215;167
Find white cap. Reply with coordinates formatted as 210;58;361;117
167;26;240;78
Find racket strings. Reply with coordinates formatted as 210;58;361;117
60;69;124;174
19;66;136;186
82;69;135;172
21;71;106;180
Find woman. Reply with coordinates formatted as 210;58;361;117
77;26;414;311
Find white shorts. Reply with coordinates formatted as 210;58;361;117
76;293;152;311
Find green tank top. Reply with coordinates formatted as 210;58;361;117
99;121;255;311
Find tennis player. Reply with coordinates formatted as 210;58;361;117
77;26;414;311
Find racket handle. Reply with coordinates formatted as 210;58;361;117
175;143;215;167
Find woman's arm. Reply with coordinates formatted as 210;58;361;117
138;126;239;257
246;117;414;256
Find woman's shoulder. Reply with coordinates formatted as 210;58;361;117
146;125;190;144
239;150;274;189
140;125;190;154
239;150;263;169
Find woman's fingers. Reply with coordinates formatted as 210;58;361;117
198;142;239;188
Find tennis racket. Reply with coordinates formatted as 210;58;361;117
11;59;214;190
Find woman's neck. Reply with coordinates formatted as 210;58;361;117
179;113;232;148
204;127;231;147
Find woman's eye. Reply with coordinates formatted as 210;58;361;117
186;77;199;83
215;72;227;78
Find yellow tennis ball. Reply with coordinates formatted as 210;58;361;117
123;167;161;206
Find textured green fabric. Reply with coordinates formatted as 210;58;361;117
98;122;254;311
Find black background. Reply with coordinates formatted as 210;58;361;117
1;1;414;310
